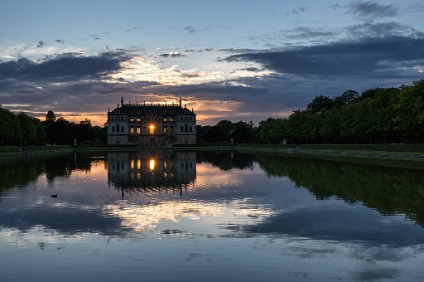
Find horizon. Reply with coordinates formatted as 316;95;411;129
1;0;423;126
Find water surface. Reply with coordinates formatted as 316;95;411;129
1;151;424;281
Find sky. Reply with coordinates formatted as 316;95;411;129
0;0;423;126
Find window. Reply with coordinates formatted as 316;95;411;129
170;118;174;122
130;127;134;134
164;118;167;122
136;118;141;122
136;127;141;134
189;126;192;132
116;125;120;133
149;125;155;134
181;126;184;132
185;124;188;133
112;126;115;133
120;116;124;120
121;126;124;132
130;118;134;122
163;127;167;134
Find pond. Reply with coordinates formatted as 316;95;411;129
1;151;424;281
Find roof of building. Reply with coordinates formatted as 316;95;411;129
109;104;195;117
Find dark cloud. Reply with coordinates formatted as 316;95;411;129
0;51;130;82
36;41;44;48
347;1;399;18
224;36;424;78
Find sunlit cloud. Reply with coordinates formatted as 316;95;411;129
103;199;274;235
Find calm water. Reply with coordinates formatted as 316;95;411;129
1;151;424;281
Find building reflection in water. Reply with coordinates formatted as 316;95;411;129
107;151;196;197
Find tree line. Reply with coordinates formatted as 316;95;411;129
196;79;424;145
256;79;424;144
0;109;106;146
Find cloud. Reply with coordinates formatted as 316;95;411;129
285;6;308;15
0;50;130;82
183;25;210;34
347;1;399;18
36;41;44;48
224;36;424;78
183;25;197;33
344;21;423;39
158;51;187;58
126;26;143;32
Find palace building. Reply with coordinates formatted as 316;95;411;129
107;97;196;146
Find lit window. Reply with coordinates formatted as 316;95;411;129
130;127;134;134
130;118;134;122
164;118;167;122
136;127;141;134
149;159;155;171
136;118;141;122
170;118;173;122
149;124;155;134
164;127;167;134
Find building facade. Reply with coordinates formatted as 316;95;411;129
107;98;196;145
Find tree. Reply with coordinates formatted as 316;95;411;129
46;110;56;122
306;95;334;113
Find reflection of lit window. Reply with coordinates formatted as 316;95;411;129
149;124;155;134
149;159;155;171
136;127;141;134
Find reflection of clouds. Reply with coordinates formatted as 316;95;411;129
0;226;85;247
103;198;274;234
195;163;243;189
351;267;401;281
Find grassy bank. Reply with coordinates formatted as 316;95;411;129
3;143;424;169
0;145;73;158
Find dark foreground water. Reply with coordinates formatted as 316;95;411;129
1;151;424;281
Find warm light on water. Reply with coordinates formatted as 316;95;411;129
1;151;424;281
